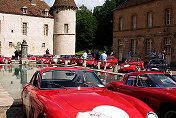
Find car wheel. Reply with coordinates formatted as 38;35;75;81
163;109;176;118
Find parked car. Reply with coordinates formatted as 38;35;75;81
27;55;36;60
147;59;170;73
106;71;176;118
94;56;118;68
119;57;144;72
36;54;54;64
53;55;60;63
22;67;158;118
57;55;75;64
76;55;95;66
0;56;11;64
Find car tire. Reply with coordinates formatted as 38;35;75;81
160;106;176;118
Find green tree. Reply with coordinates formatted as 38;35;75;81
76;5;97;51
93;0;117;50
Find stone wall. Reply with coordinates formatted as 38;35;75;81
0;13;54;57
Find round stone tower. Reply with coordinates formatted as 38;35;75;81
50;0;77;55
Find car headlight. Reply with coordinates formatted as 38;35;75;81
43;59;45;61
146;111;158;118
124;64;130;67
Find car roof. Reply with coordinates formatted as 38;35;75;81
39;67;93;72
126;71;165;76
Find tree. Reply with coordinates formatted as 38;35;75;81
93;0;117;50
76;5;97;51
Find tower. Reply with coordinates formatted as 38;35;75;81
50;0;77;55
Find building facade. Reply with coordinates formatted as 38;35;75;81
113;0;176;64
0;0;54;57
50;0;77;55
0;0;77;57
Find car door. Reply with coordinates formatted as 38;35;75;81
23;72;39;118
117;75;138;97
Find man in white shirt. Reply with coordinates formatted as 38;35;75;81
82;50;87;67
100;51;107;70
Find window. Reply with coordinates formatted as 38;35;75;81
119;18;123;31
126;76;136;86
164;38;171;45
147;12;152;28
132;16;136;30
131;39;136;56
64;24;68;33
42;43;45;47
23;9;27;14
146;39;152;55
9;42;12;47
45;11;49;17
22;23;27;35
118;39;123;46
44;24;48;36
166;9;171;25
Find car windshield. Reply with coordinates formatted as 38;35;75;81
150;59;166;64
43;55;52;58
137;73;176;88
62;55;72;59
87;55;93;59
107;56;115;60
40;70;105;89
125;58;139;62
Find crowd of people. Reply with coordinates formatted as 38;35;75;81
82;49;108;70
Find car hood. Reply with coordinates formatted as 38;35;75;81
43;88;148;117
121;62;139;65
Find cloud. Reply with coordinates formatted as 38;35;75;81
44;0;105;10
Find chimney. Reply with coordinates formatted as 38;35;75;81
30;0;36;6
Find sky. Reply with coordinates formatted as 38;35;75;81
44;0;106;10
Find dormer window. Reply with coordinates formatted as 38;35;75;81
22;6;28;14
44;9;49;17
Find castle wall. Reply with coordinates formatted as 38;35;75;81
53;9;76;55
0;13;54;57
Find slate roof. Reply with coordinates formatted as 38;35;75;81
115;0;153;10
51;0;77;11
0;0;52;18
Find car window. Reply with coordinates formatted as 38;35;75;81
137;73;176;88
40;70;105;89
126;76;136;86
30;72;39;87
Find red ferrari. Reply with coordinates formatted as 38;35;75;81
76;55;95;66
119;57;144;72
57;55;75;64
22;67;157;118
106;71;176;118
37;54;54;64
94;56;118;68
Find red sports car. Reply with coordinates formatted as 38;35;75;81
106;71;176;118
76;55;95;66
27;55;36;60
94;56;118;68
37;54;54;64
119;57;144;72
22;67;157;118
0;56;11;64
57;55;75;64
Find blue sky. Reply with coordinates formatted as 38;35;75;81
44;0;106;10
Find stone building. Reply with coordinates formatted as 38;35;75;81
50;0;77;55
0;0;54;57
113;0;176;64
0;0;77;57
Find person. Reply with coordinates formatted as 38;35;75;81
129;50;132;57
95;49;99;61
100;51;107;70
151;50;156;59
82;50;87;67
158;52;163;59
45;48;50;54
86;48;89;54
